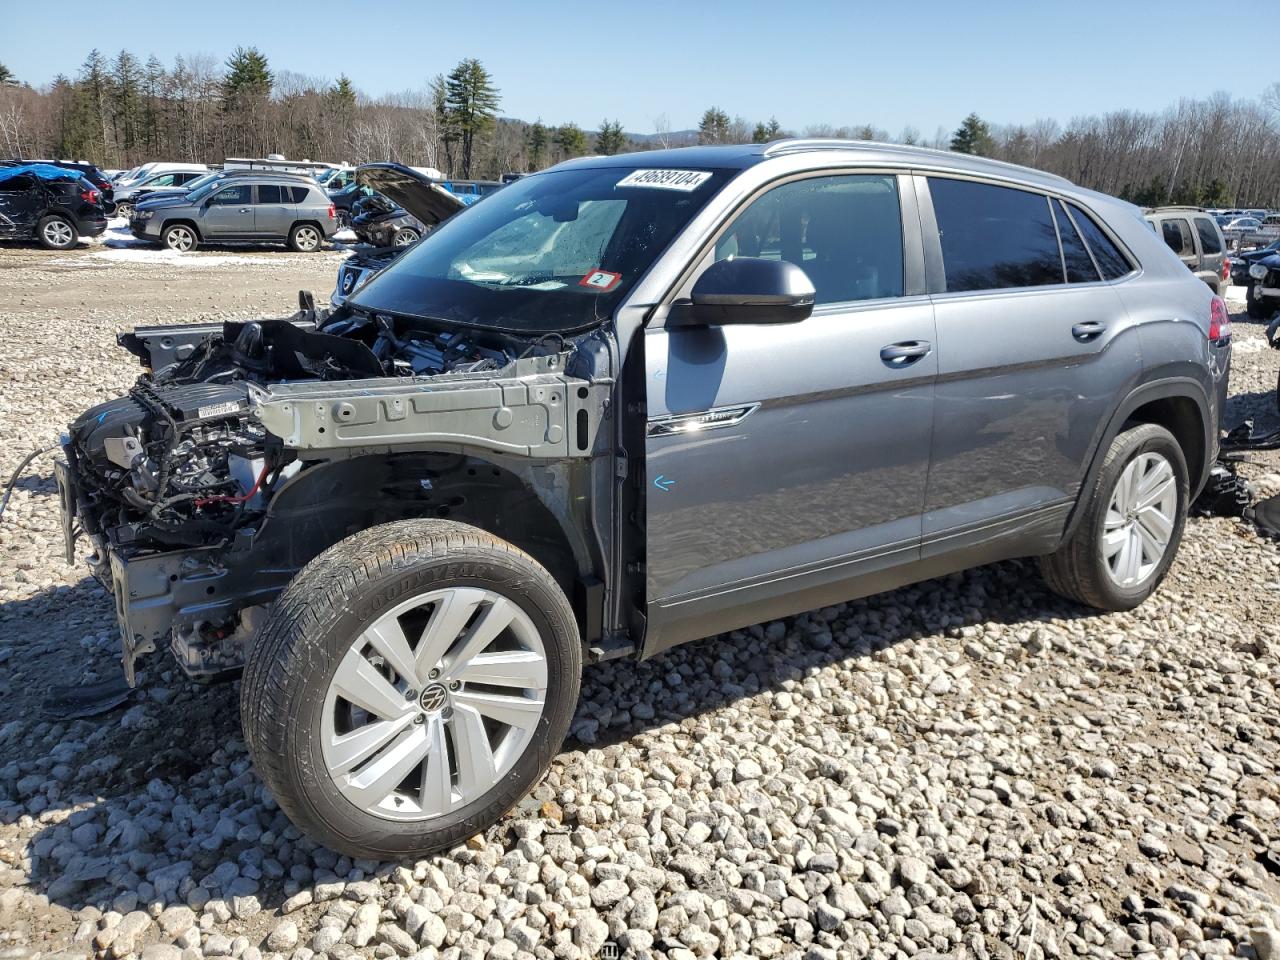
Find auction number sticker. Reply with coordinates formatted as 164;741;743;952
616;169;712;191
579;269;622;292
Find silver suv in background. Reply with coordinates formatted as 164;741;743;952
1145;207;1229;293
60;141;1230;858
129;173;337;252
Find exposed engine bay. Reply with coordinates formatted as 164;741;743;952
68;311;536;555
58;302;610;685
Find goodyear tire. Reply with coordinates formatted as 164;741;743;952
241;519;581;859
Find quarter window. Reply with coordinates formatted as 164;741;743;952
1161;219;1195;257
1194;217;1222;254
928;178;1062;292
714;174;904;304
1053;198;1100;283
1065;203;1133;280
289;186;311;203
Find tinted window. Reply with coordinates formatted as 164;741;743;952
256;184;284;204
929;178;1062;291
1065;203;1132;280
0;175;35;193
210;184;250;205
1161;219;1195;257
290;186;311;203
715;174;903;304
147;174;177;187
1052;198;1099;283
1194;217;1222;254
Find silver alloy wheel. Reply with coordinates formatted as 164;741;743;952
1102;452;1177;587
117;203;133;220
393;229;418;247
43;218;74;248
165;226;195;252
294;226;321;251
320;586;548;821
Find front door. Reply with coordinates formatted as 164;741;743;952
919;176;1140;552
643;172;936;653
200;182;253;239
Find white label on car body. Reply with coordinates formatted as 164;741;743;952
198;401;244;419
616;169;712;192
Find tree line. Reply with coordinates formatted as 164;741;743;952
3;50;1280;206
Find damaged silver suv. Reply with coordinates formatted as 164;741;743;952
57;141;1231;858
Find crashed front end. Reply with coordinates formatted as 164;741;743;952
57;309;608;685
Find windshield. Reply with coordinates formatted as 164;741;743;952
349;164;732;334
186;176;231;202
183;172;221;193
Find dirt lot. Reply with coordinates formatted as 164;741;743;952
0;228;1279;960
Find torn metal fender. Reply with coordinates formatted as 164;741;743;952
250;352;610;459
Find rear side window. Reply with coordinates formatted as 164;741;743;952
1161;219;1195;257
1065;203;1133;280
256;184;284;204
1194;217;1222;254
928;177;1062;292
289;186;311;203
0;175;35;193
1052;198;1099;283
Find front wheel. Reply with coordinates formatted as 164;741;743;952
36;215;77;250
115;202;133;221
161;223;198;252
1039;423;1188;611
393;227;420;247
288;223;323;252
241;519;582;859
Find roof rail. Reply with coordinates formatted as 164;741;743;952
1145;205;1205;213
760;138;1073;185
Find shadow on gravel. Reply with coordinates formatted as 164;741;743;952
0;552;1099;916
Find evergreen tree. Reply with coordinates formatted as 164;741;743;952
429;74;455;175
0;63;17;87
330;74;356;109
142;56;165;152
595;119;626;156
950;113;994;156
222;46;272;155
527;120;548;170
444;58;500;178
554;122;587;159
113;50;143;156
77;49;112;159
223;46;272;97
698;107;731;144
751;117;781;143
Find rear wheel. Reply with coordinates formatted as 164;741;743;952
241;519;581;858
1039;423;1188;611
36;215;76;250
115;202;134;221
289;223;323;252
161;223;198;252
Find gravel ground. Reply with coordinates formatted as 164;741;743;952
1;235;1279;960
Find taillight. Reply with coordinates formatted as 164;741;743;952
1209;295;1231;343
1222;258;1231;282
328;203;336;220
80;188;99;204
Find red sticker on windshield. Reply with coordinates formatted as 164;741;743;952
579;269;621;292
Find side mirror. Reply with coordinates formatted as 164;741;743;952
682;257;815;326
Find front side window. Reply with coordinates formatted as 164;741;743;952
929;177;1062;292
1161;219;1195;256
146;174;177;187
350;165;732;334
1194;217;1222;254
713;174;904;305
210;184;250;205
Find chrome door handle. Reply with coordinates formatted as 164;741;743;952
1072;321;1106;341
880;340;932;366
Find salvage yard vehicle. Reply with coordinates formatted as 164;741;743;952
331;163;465;306
0;163;108;249
130;172;338;252
113;167;210;220
1144;207;1229;293
1243;246;1280;318
57;141;1230;858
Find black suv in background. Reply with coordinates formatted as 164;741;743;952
0;166;108;249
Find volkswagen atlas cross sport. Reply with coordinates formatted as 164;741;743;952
56;140;1230;858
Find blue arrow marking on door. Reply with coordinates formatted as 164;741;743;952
653;475;675;492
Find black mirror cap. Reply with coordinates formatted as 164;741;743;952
687;257;816;325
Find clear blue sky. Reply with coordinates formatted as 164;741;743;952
1;0;1263;135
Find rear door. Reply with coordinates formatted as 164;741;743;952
253;183;296;238
1192;215;1225;289
644;172;937;645
0;174;38;237
919;176;1140;554
200;182;254;238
